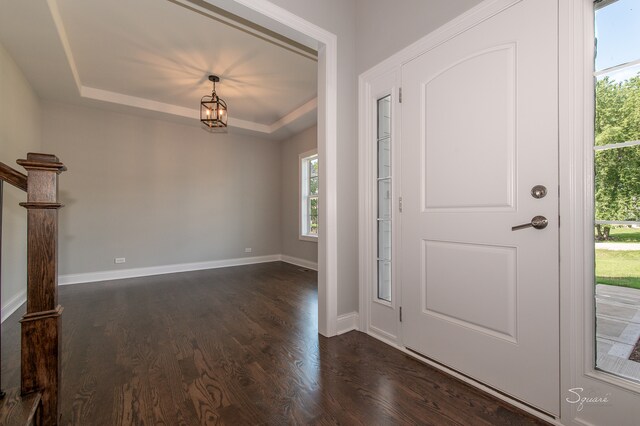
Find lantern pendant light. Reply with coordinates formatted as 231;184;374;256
200;75;228;130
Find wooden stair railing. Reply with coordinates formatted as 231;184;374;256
0;162;28;192
0;161;28;401
0;153;66;426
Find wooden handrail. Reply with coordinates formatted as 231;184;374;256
0;162;27;192
0;180;4;400
0;160;29;403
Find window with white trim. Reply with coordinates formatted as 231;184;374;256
377;95;392;302
593;0;640;382
300;150;318;240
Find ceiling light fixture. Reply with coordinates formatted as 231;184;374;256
200;75;228;130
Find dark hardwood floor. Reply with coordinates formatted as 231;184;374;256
2;262;548;425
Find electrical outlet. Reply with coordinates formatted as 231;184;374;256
244;248;252;253
114;258;126;264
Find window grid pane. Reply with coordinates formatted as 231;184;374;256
378;261;391;301
595;145;640;223
301;154;319;238
309;214;318;234
378;136;391;179
309;176;318;196
593;0;640;383
594;0;640;72
377;95;392;303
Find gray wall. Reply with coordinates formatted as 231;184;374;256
266;0;359;316
0;42;42;317
42;101;282;276
266;0;482;315
355;0;482;73
1;0;486;319
281;125;318;263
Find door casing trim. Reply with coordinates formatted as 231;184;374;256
560;0;640;425
212;0;339;337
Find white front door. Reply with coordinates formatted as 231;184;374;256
400;0;560;415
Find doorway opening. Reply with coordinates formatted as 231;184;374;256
220;0;338;336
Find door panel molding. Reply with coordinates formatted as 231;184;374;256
421;43;517;212
421;240;519;343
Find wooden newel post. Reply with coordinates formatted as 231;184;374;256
17;153;67;426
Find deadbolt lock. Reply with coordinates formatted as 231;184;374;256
531;185;547;199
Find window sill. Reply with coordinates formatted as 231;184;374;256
299;235;318;243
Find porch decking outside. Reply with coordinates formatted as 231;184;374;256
596;284;640;381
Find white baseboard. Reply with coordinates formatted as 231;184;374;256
58;254;282;285
279;255;318;271
2;289;26;323
369;325;398;344
336;312;359;335
8;254;319;320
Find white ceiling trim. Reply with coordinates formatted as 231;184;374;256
46;0;81;92
80;87;199;119
269;97;317;133
79;86;316;134
45;0;316;135
168;0;318;62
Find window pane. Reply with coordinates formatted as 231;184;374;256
378;260;391;302
301;154;319;237
309;215;318;234
378;179;392;220
594;227;640;382
595;68;640;146
595;146;640;222
309;176;319;196
377;96;391;139
309;197;318;217
378;137;391;179
596;239;640;287
377;94;392;303
378;220;391;261
595;0;640;72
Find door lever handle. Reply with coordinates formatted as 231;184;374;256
512;215;548;231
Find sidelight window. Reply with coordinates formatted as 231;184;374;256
377;95;392;302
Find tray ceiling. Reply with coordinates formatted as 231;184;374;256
0;0;318;137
